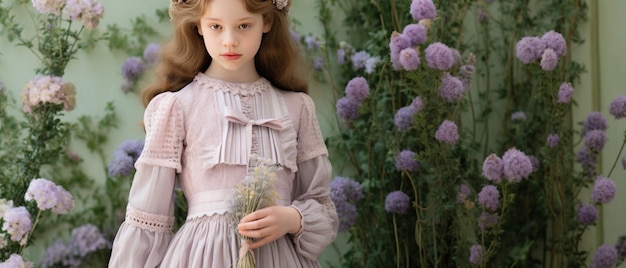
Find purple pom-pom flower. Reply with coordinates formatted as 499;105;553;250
591;176;617;204
502;148;533;183
482;154;504;183
385;191;411;214
478;185;500;211
609;95;626;119
396;150;420;172
425;42;455;70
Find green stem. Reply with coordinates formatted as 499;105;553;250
607;133;626;178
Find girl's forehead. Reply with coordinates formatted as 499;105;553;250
202;0;260;20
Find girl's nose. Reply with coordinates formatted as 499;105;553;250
223;31;239;48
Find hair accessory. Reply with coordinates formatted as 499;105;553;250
273;0;288;10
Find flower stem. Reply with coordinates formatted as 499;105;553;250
607;132;626;178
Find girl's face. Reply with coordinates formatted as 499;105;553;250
199;0;271;81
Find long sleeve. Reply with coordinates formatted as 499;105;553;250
109;164;177;267
110;92;184;267
290;155;339;260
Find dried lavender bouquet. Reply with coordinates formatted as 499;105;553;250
228;154;281;268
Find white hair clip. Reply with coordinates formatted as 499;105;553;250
273;0;288;10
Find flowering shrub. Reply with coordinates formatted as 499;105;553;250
0;0;169;265
300;0;626;267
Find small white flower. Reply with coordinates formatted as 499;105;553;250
0;199;13;218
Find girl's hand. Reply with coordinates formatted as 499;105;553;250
237;206;302;250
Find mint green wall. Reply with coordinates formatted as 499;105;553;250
1;0;625;266
595;0;626;255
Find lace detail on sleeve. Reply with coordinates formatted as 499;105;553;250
136;92;184;172
297;94;328;163
125;206;175;233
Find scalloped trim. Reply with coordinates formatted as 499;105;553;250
194;73;270;96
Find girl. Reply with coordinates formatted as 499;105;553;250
108;0;339;267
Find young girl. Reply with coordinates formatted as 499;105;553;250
108;0;339;266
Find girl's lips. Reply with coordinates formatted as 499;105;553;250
222;53;242;60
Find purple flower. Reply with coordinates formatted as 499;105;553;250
32;0;64;15
616;236;626;261
390;32;412;70
502;148;533;183
330;177;363;232
25;178;60;211
511;111;527;121
410;0;437;21
541;30;567;57
396;150;420;172
394;105;418;131
63;0;105;29
304;35;320;50
478;185;500;211
108;139;145;177
41;239;79;268
583;112;607;134
577;146;598;178
457;184;471;203
336;48;346;64
438;73;464;102
399;48;421;71
330;177;364;205
143;43;161;66
121;57;146;81
451;49;462;65
289;29;302;43
478;211;499;231
336;97;361;122
577;202;597;225
435;120;459;144
591;244;618;268
609;95;626;119
469;244;483;265
351;51;372;69
425;42;455;70
540;48;558;71
364;56;381;74
412;96;424;111
402;23;428;46
385;191;411;214
482;154;504;183
584;130;607;151
2;206;32;244
336;203;357;233
557;82;574;103
547;134;560;148
591;176;617;204
528;155;540;171
0;254;32;267
313;56;325;70
345;77;370;102
70;224;111;257
516;36;544;64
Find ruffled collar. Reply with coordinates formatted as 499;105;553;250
193;72;271;96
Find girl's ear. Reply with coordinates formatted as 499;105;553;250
197;25;203;36
263;16;273;33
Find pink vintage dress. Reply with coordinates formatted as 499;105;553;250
108;73;339;267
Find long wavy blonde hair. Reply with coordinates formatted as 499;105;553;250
142;0;308;107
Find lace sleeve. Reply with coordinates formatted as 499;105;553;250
296;94;328;163
136;92;185;172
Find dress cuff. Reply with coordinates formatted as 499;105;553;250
126;206;175;233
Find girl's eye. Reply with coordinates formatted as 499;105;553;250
209;24;222;30
239;24;251;30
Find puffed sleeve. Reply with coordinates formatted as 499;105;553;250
109;93;184;267
290;156;339;260
289;94;339;260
